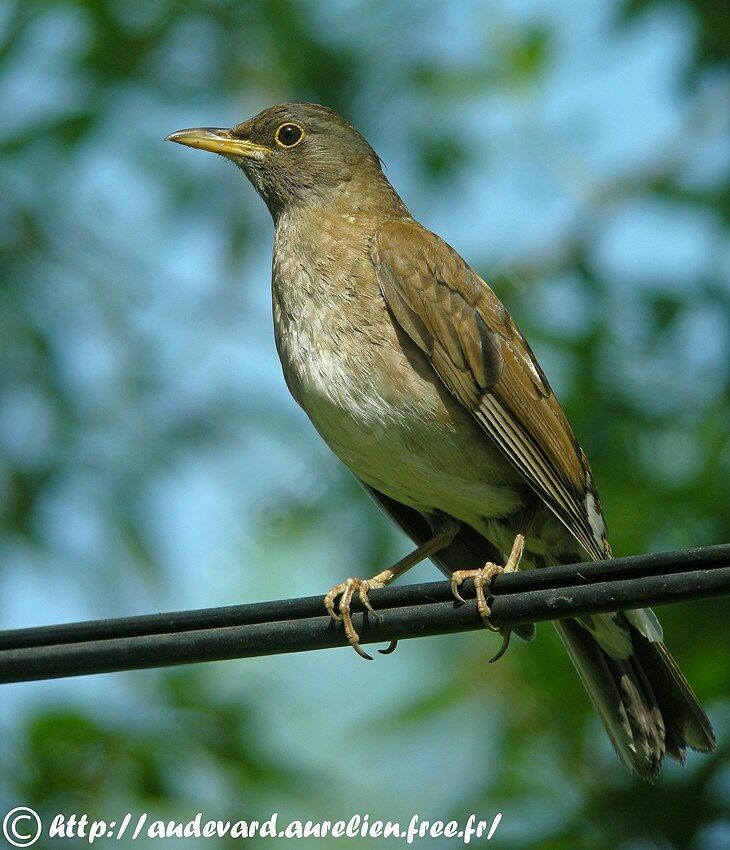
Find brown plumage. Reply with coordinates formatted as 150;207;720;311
167;102;716;780
374;219;608;561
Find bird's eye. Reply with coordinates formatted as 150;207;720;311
275;123;304;148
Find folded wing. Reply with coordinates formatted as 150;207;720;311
372;219;610;562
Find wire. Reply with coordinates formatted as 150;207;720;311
0;544;727;684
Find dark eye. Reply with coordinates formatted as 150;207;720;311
275;123;304;148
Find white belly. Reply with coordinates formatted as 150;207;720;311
271;258;522;524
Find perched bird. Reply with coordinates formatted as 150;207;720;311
167;103;715;780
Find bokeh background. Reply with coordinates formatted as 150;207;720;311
1;0;728;847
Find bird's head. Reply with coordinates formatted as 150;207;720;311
167;102;402;219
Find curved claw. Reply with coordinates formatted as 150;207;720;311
324;585;346;622
351;641;373;661
359;586;380;618
378;640;398;656
451;579;466;604
488;629;511;663
324;578;390;661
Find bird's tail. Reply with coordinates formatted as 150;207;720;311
554;617;716;781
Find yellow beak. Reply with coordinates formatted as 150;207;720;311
165;127;269;160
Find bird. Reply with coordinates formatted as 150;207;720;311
167;102;715;780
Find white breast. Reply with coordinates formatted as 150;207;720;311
271;213;522;523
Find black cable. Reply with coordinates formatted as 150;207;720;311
0;544;727;684
3;544;727;650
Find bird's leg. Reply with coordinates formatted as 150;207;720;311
325;518;459;660
450;562;505;629
450;503;538;660
450;520;531;617
504;526;527;572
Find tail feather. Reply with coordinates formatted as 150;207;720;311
356;483;715;778
629;629;716;762
554;618;715;781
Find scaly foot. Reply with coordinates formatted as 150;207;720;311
450;529;530;662
450;561;504;630
324;574;391;660
323;522;460;660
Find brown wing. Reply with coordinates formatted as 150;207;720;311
372;219;610;561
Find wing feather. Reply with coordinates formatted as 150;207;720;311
372;219;609;561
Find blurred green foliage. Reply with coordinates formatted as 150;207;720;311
0;1;728;848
